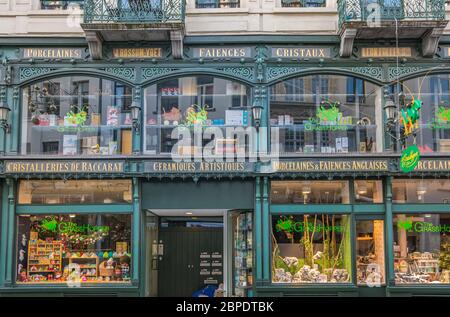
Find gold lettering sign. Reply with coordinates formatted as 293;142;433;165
148;162;249;173
415;160;450;171
361;47;412;58
272;160;389;172
112;48;163;58
271;47;331;58
194;47;251;58
5;161;124;173
23;48;83;59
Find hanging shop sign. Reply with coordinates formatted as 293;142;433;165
361;47;413;58
400;145;421;173
271;47;332;59
269;159;389;173
192;47;252;59
22;48;86;59
4;161;125;174
112;47;163;58
145;161;254;173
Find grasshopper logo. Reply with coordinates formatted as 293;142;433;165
397;218;413;232
41;217;58;232
276;218;293;233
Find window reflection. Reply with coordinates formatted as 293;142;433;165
354;180;383;203
392;179;450;204
271;181;350;204
270;75;381;155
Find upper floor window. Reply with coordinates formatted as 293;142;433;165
40;0;84;10
195;0;240;8
21;76;133;156
281;0;326;7
143;75;250;155
389;74;450;154
270;75;381;155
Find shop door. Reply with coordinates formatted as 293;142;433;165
355;216;387;296
158;226;223;297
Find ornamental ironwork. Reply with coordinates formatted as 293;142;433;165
83;0;185;23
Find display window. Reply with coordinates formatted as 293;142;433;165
18;180;132;205
269;74;381;155
143;76;250;155
271;214;352;284
16;214;132;284
392;179;450;204
21;76;133;156
356;220;385;286
354;180;383;203
389;74;450;153
271;181;350;204
393;213;450;284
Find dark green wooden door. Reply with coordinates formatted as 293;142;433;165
158;227;223;297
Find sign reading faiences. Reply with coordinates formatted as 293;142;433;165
5;161;124;173
270;159;389;172
271;47;331;59
112;47;163;58
193;47;252;58
22;48;84;59
361;47;412;58
146;161;253;173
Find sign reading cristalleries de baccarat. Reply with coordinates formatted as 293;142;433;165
4;161;124;173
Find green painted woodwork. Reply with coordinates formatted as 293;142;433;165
338;0;446;28
392;204;450;213
262;177;270;281
271;204;353;214
132;177;140;282
83;0;185;24
254;177;262;282
5;179;15;285
385;177;395;286
15;204;133;214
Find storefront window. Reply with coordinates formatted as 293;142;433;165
354;180;383;203
144;76;250;155
390;74;450;153
16;214;132;284
271;181;350;204
393;213;450;284
272;214;352;283
392;179;450;204
356;220;385;286
270;75;381;155
18;180;132;204
21;76;133;156
232;211;253;296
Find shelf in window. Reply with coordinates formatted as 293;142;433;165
146;124;250;128
31;124;132;130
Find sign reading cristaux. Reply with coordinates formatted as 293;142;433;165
271;47;332;59
4;161;124;173
22;48;85;59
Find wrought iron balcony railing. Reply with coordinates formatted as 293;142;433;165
41;0;84;9
338;0;446;28
83;0;185;24
281;0;325;7
195;0;239;8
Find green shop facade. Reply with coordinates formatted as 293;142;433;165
2;32;450;297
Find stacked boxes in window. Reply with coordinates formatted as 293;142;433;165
439;139;450;152
82;136;99;155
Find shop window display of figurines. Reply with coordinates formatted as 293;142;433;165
16;214;132;285
271;214;352;284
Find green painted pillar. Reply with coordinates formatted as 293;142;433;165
132;177;140;283
10;87;20;154
262;176;270;282
132;85;142;154
385;176;395;286
5;179;15;285
254;176;262;283
0;182;9;286
0;85;6;155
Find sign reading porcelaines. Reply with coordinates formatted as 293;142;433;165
22;48;86;59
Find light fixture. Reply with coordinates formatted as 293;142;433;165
357;183;368;195
0;100;11;133
424;214;432;218
69;214;76;218
384;99;397;123
130;101;141;134
251;104;263;130
185;212;193;215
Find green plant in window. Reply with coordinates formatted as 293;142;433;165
66;104;89;126
439;235;450;271
184;105;208;126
